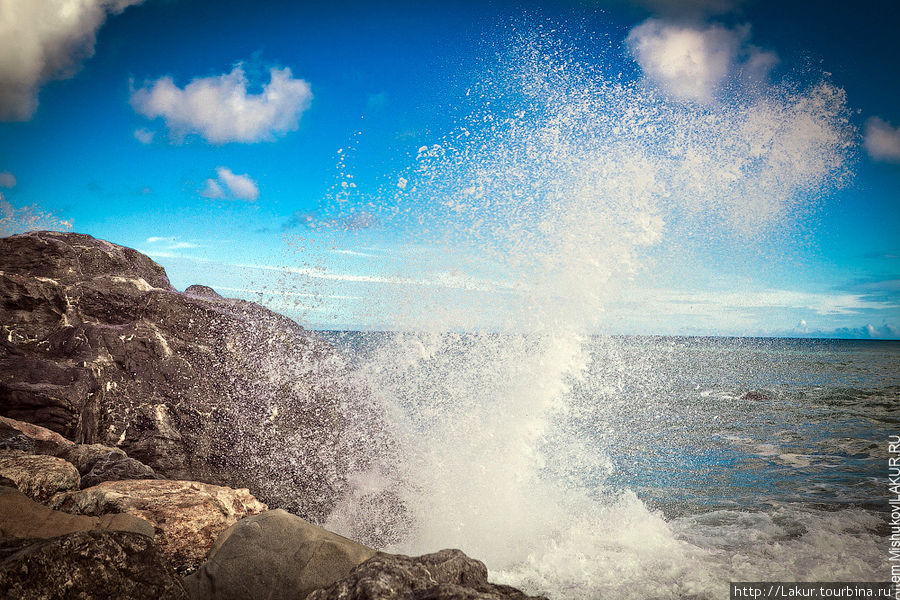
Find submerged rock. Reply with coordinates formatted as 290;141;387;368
49;479;267;573
0;530;188;600
185;509;376;600
0;450;79;501
0;485;153;539
0;231;385;519
306;549;548;600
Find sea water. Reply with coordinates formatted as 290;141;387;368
320;332;896;600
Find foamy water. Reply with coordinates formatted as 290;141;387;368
293;24;885;600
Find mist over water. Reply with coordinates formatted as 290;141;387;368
309;27;884;600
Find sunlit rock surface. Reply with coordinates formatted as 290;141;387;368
49;479;266;574
0;231;382;520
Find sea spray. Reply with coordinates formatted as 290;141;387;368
309;23;871;600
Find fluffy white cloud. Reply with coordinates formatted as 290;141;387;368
201;167;259;201
626;19;776;103
0;0;143;121
0;171;15;188
133;128;154;144
130;65;312;144
863;117;900;163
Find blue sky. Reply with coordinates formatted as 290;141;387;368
0;0;898;337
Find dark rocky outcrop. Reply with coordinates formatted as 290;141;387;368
0;231;384;520
184;508;376;600
49;479;266;574
306;549;548;600
0;530;188;600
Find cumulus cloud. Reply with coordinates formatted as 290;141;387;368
863;117;900;163
0;171;15;188
134;128;154;144
0;0;143;121
130;64;312;144
626;19;776;103
201;167;259;201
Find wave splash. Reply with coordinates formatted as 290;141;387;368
318;26;874;600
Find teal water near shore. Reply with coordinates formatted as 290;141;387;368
319;332;897;599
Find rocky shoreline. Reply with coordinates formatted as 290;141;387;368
0;231;546;599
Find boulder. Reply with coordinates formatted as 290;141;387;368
306;549;548;600
0;530;188;600
49;479;267;573
0;416;158;488
0;450;79;501
0;231;385;520
184;509;376;600
0;485;153;539
57;443;158;487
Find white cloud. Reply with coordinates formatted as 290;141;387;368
863;117;900;163
201;167;259;201
626;19;776;103
130;64;312;144
0;0;143;121
134;128;154;144
145;236;200;250
0;170;15;188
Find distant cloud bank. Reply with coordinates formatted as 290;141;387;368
130;64;312;144
863;117;900;163
0;0;144;121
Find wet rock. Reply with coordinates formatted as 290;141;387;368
741;391;770;402
0;485;153;539
306;549;548;600
0;530;188;600
0;450;79;501
49;479;267;573
184;508;376;600
57;443;158;487
0;231;384;520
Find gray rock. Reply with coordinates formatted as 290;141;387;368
0;485;154;540
184;509;376;600
0;231;386;520
0;449;79;502
306;549;548;600
0;530;187;600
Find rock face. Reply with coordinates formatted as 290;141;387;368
0;530;188;600
306;549;548;600
0;231;384;519
49;479;267;573
0;485;154;539
0;450;79;501
184;509;376;600
0;415;158;488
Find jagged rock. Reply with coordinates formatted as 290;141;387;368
306;549;548;600
184;509;376;600
0;416;157;488
0;415;70;455
0;449;79;501
0;485;153;539
0;231;384;520
57;443;158;487
0;530;188;600
49;479;267;573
